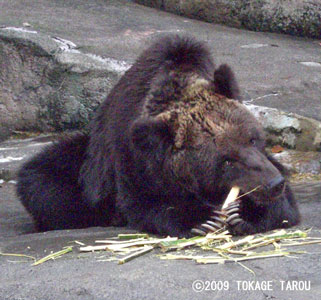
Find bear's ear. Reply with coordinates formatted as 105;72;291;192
130;117;173;151
214;64;241;101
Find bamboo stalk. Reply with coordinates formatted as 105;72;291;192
0;252;35;261
281;240;321;246
32;247;72;266
196;252;289;264
117;233;149;240
95;238;146;244
118;246;153;264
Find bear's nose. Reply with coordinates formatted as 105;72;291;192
267;175;285;197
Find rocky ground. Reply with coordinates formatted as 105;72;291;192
0;0;320;299
135;0;321;38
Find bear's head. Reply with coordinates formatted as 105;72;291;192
130;73;286;207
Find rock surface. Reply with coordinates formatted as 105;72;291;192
0;135;54;181
1;0;321;143
273;150;321;176
247;105;321;151
135;0;321;38
1;26;321;151
0;28;128;141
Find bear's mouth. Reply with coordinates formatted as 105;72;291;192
237;188;264;205
236;183;286;205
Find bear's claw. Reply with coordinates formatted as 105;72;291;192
224;201;243;225
191;200;249;236
191;210;226;236
201;219;223;232
191;228;207;236
223;200;249;234
225;213;242;226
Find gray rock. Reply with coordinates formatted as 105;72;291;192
247;105;321;151
272;150;321;175
135;0;321;39
0;27;129;141
0;135;54;180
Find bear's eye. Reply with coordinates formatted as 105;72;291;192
250;138;257;146
223;158;234;168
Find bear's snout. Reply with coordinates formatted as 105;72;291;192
266;175;285;198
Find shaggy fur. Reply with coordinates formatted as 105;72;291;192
17;35;300;236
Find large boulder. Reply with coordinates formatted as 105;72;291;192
136;0;321;38
0;27;128;141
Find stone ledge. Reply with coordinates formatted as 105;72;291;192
0;27;129;141
135;0;321;39
247;105;321;152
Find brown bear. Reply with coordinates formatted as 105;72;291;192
17;35;300;237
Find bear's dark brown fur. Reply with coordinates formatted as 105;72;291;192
17;35;300;236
